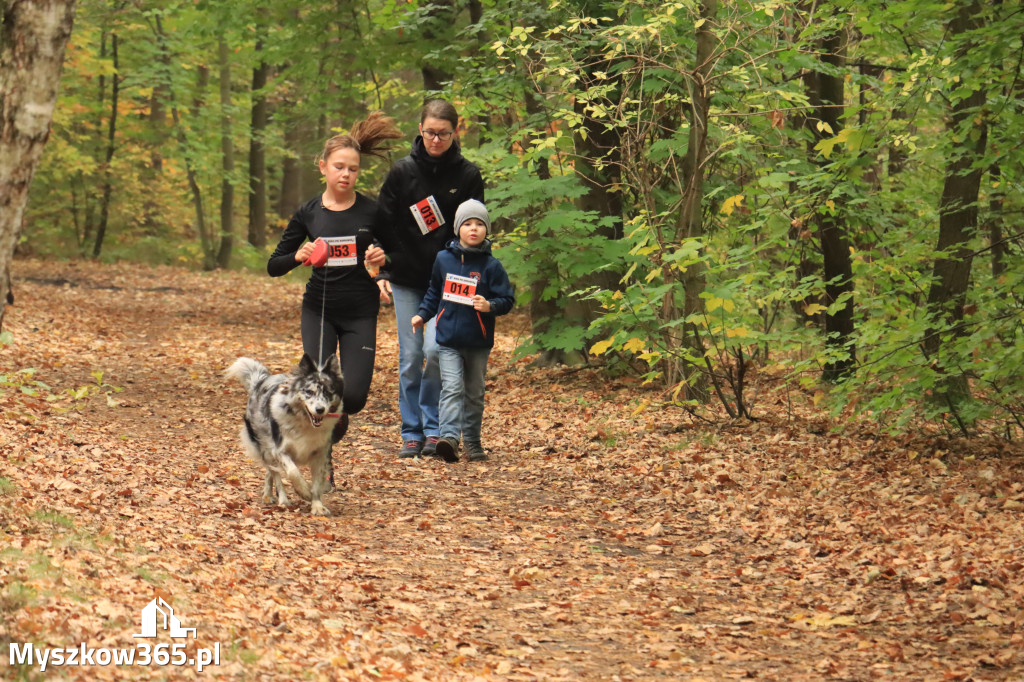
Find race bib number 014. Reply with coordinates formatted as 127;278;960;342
442;274;477;306
323;236;357;267
410;196;445;235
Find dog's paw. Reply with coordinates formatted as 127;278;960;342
293;479;312;501
310;501;331;516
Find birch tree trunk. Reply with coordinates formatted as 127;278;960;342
0;0;77;330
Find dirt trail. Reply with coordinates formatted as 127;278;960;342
1;259;1022;681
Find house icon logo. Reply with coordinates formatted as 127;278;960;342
132;597;197;639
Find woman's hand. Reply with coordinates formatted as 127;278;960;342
364;245;386;267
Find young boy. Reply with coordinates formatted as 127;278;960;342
411;199;514;462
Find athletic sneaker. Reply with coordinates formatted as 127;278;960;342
421;436;440;457
464;442;488;462
434;437;460;463
398;440;423;459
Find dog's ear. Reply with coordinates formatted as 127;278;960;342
325;354;344;394
325;354;341;377
298;353;318;375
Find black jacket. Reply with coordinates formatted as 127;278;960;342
377;136;484;291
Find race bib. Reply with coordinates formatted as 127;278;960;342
322;236;357;267
410;196;445;235
442;273;477;306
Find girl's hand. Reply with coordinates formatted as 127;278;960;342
295;241;316;264
472;295;491;313
411;315;424;331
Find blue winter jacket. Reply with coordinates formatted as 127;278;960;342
416;240;515;349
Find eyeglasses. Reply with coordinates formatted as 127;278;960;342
421;129;454;141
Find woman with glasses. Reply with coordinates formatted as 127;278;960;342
376;98;485;459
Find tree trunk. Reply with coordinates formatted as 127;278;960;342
247;41;268;248
84;27;106;249
142;64;168;234
177;65;212;269
523;85;571;368
420;0;455;91
565;7;626;360
0;0;77;330
215;36;233;270
816;31;856;382
278;117;303;219
149;13;211;268
141;15;169;234
92;32;119;259
987;164;1005;279
923;1;988;418
672;0;717;401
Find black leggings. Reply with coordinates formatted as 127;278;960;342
300;305;377;415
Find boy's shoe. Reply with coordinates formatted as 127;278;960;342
464;442;488;462
331;413;349;444
398;440;423;458
434;437;460;463
421;436;440;457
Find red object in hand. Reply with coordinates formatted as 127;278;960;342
304;239;328;267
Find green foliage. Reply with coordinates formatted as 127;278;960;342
0;368;52;398
31;510;75;529
485;0;1024;433
18;0;1024;436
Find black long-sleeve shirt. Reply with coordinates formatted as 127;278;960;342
268;193;401;318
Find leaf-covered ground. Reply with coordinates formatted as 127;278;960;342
1;258;1022;681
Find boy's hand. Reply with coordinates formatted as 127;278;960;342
377;279;392;304
411;315;424;331
472;295;491;313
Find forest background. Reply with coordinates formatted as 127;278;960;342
5;0;1024;435
1;1;1024;678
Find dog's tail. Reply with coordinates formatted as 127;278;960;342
225;357;270;393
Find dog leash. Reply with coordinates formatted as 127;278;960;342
318;266;342;421
317;268;327;372
313;245;342;420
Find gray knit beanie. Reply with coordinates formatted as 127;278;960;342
453;199;491;238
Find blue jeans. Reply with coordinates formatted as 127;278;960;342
438;345;490;445
391;284;440;442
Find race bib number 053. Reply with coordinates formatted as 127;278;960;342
410;196;445;235
442;274;477;306
323;236;357;267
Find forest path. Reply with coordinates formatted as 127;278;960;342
1;259;1022;681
